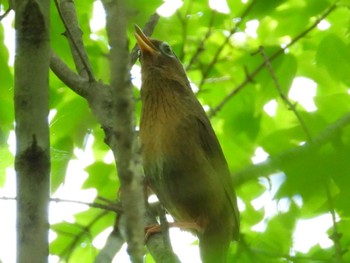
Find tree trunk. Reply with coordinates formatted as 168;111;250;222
14;0;50;262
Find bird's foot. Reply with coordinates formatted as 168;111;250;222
145;221;201;240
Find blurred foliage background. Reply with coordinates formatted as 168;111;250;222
1;0;350;262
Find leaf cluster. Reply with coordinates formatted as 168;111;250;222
1;0;350;262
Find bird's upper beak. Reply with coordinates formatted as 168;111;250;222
134;25;158;54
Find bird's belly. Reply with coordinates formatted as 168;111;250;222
143;145;227;227
141;116;229;228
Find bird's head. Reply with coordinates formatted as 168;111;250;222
134;25;188;85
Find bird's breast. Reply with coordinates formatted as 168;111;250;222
139;82;191;164
140;99;183;167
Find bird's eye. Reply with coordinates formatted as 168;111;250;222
160;42;174;57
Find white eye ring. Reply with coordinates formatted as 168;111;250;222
160;42;174;57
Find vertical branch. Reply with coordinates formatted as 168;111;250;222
14;0;50;262
94;218;125;263
145;208;182;263
102;0;144;262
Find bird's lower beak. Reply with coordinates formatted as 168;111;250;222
134;25;158;54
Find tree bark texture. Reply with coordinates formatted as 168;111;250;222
14;0;50;262
103;0;145;262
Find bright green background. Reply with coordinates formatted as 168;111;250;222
1;0;350;262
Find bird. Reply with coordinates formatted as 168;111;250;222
135;24;240;263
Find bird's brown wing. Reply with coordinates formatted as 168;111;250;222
194;114;240;239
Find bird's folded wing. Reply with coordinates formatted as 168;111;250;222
194;115;240;239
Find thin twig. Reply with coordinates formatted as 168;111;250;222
209;3;338;117
176;12;187;61
257;46;313;142
0;196;122;213
198;0;258;90
97;195;119;206
176;0;194;60
51;198;122;213
59;210;109;260
186;10;216;71
0;196;16;201
53;0;95;82
0;6;12;21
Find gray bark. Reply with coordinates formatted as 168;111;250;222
102;0;145;262
14;0;50;262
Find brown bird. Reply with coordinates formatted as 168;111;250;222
135;25;240;263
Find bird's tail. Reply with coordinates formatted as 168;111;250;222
198;223;232;263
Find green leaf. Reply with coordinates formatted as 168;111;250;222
51;136;74;192
315;92;350;122
248;0;285;18
316;33;350;85
74;209;114;237
83;161;118;199
243;202;265;227
51;96;97;148
261;203;299;253
0;24;14;133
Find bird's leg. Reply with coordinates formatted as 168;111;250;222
171;221;202;232
145;221;202;240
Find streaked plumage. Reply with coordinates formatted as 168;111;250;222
135;25;239;263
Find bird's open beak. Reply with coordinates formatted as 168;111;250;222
134;25;158;54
